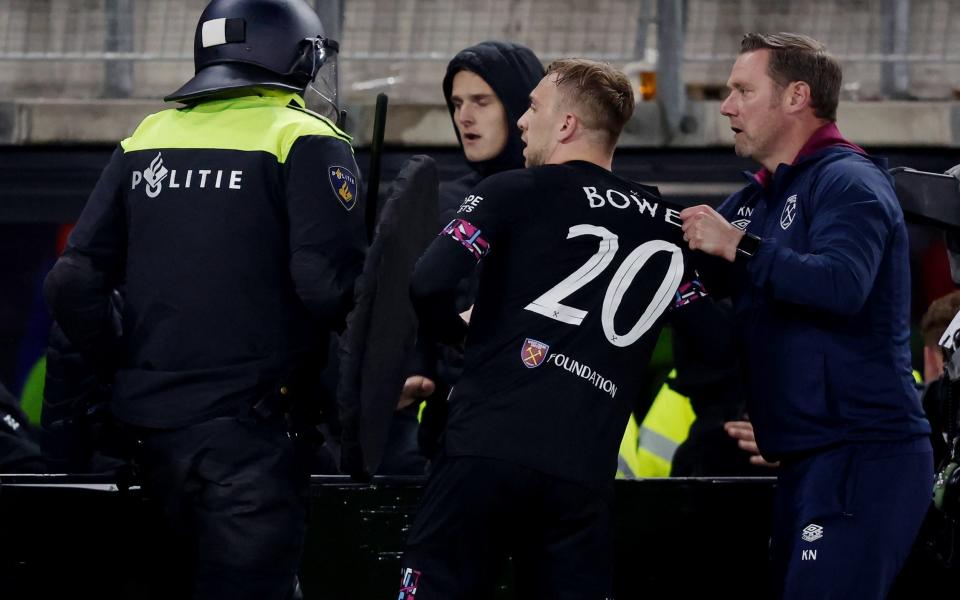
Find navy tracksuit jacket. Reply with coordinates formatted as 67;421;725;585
707;123;932;598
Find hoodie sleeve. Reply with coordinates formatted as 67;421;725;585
410;170;533;346
743;160;896;315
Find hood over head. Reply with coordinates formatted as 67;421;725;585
442;41;545;176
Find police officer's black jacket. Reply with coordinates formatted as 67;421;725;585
44;91;367;428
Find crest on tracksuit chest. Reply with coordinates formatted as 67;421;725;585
780;194;798;230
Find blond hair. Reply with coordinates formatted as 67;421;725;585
546;58;635;149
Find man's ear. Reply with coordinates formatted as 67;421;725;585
925;345;945;380
785;81;812;114
557;112;578;143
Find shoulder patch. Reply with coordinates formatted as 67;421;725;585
329;165;358;211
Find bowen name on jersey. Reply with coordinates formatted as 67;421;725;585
582;186;682;228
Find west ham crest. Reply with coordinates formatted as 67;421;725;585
521;338;549;368
780;194;798;230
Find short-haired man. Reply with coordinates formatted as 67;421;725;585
679;33;932;598
397;59;710;599
921;290;960;384
920;290;960;467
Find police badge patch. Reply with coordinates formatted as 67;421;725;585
329;165;358;211
521;338;549;368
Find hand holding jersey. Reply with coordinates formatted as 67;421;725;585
679;204;745;262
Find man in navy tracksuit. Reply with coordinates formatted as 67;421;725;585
680;33;932;598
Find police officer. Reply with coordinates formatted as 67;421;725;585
43;0;366;598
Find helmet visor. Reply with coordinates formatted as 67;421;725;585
302;37;340;123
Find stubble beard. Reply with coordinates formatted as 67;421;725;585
733;132;755;160
524;144;545;168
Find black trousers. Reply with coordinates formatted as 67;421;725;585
400;454;614;600
134;414;309;600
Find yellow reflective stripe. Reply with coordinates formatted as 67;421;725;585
638;425;680;461
120;92;351;163
626;371;697;478
640;381;696;445
616;414;642;480
617;454;639;479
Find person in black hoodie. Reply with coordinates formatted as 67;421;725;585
398;41;545;459
437;41;545;224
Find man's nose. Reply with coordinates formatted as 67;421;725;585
458;104;475;125
720;92;735;117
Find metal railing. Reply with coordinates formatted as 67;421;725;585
0;0;958;103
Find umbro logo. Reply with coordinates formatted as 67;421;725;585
801;523;823;543
2;414;20;431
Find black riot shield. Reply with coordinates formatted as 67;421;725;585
337;155;439;477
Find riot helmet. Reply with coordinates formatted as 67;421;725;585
166;0;339;120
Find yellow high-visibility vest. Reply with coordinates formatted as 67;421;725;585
617;371;696;479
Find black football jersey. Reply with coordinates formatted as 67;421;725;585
411;160;706;488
